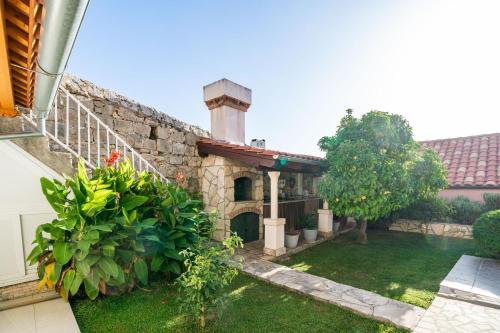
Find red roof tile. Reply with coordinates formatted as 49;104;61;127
421;133;500;188
197;138;325;173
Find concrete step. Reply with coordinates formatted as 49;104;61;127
438;255;500;309
0;281;59;311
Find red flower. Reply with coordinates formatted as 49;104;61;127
104;150;121;167
175;171;187;188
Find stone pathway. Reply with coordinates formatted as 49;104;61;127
0;298;80;333
238;256;425;330
413;296;500;333
235;237;333;262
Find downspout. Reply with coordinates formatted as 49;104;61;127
33;0;90;133
0;0;89;140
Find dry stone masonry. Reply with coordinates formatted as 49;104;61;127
389;219;473;239
57;74;209;193
200;154;264;241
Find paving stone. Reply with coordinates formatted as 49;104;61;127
238;253;425;330
413;296;500;333
0;298;80;333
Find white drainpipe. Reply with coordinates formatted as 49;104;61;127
0;0;89;140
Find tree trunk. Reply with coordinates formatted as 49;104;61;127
200;304;206;329
357;220;368;244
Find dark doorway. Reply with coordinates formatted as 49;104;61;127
230;212;259;243
234;177;252;201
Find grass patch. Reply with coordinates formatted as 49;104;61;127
72;274;407;333
284;229;479;308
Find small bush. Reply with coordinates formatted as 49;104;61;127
473;210;500;258
176;230;243;329
396;196;453;222
449;196;483;224
483;193;500;212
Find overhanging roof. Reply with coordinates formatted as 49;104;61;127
0;0;44;117
197;138;326;174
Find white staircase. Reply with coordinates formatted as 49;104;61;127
22;87;167;181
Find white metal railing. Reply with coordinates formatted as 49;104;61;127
22;87;168;182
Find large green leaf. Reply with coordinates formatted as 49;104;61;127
163;248;183;261
102;244;115;257
97;257;119;278
63;269;76;292
134;258;148;285
84;277;99;300
151;255;164;272
70;272;84;295
165;261;181;275
40;177;64;213
122;194;149;211
53;242;74;265
75;259;90;276
89;224;114;232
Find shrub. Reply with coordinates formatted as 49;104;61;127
176;230;243;329
395;196;453;222
473;210;500;258
483;193;500;212
28;158;211;300
449;196;483;225
298;213;317;229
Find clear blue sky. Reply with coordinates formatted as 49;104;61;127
68;0;500;156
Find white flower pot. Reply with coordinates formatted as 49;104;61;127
285;232;300;248
303;228;318;242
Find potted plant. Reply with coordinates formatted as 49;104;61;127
300;213;318;243
285;220;300;249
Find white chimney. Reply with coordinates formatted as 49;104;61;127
203;79;251;145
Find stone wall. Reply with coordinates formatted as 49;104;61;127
200;154;264;241
56;74;209;193
389;219;473;239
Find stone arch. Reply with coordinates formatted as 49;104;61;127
227;207;261;220
232;170;257;181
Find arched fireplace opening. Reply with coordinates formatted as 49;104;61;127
234;176;252;201
230;212;259;243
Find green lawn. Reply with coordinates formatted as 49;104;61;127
284;229;479;308
71;274;407;333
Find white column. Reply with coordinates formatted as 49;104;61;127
264;171;286;256
318;199;334;238
296;173;303;196
312;177;320;195
270;171;279;220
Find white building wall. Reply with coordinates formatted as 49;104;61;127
0;141;61;287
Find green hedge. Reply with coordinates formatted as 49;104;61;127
395;196;452;222
393;193;500;225
473;210;500;258
483;193;500;212
28;159;212;300
449;196;483;225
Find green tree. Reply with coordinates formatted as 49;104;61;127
318;110;447;243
